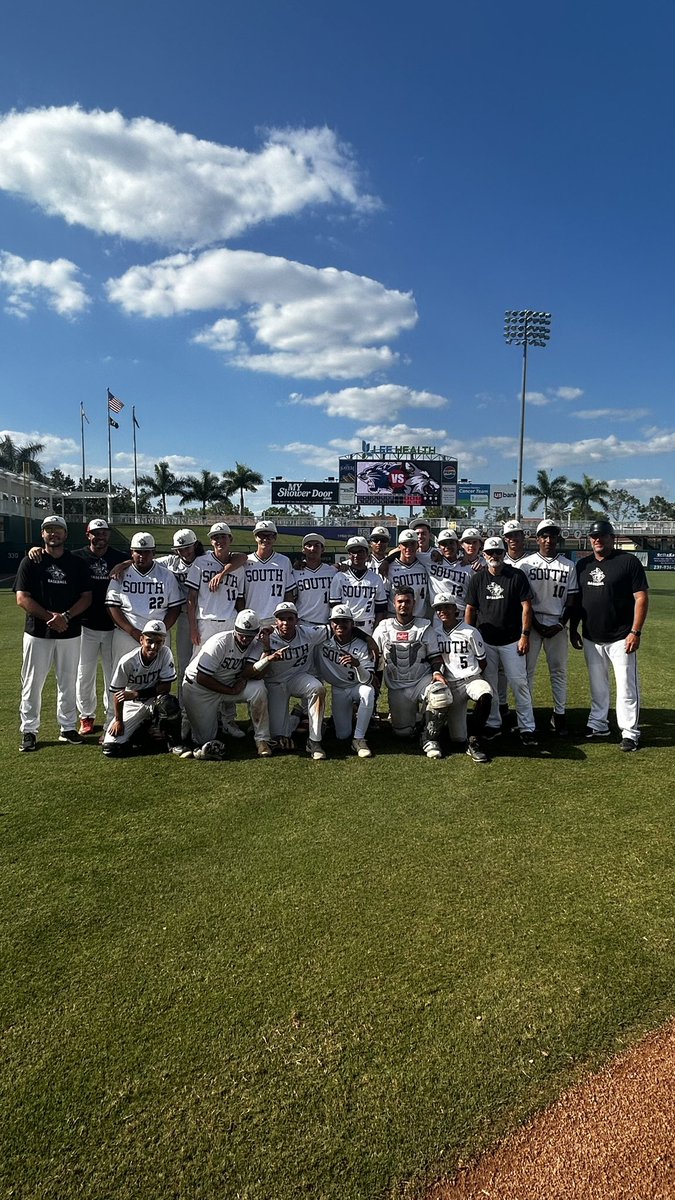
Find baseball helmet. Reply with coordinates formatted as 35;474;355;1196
588;518;614;536
131;532;155;550
194;740;227;761
330;604;354;621
234;609;261;635
173;528;197;547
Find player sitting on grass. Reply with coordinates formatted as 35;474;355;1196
102;619;185;757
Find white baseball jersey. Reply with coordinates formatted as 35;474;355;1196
106;562;184;631
436;619;487;681
374;618;440;690
157;553;192;601
366;553;388;574
293;563;337;624
329;567;387;632
263;623;327;683
184;628;264;686
244;552;295;621
504;553;527;569
318;635;374;688
427;557;472;610
518;552;578;623
185;552;244;623
386;558;430;617
110;644;176;694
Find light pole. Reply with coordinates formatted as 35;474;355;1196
504;310;551;520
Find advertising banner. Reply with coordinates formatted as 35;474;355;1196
457;483;491;507
271;480;339;504
490;483;517;507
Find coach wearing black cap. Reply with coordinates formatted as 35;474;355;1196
570;519;649;751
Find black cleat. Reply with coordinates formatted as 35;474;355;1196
550;713;569;736
20;732;37;752
520;731;539;748
59;728;84;745
620;737;639;752
466;736;488;764
585;726;610;740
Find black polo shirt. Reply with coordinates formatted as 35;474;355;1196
14;551;91;639
74;545;128;630
465;563;532;646
576;550;648;643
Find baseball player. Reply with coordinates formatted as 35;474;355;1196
570;518;649;751
373;584;450;758
105;532;183;672
182;609;275;757
460;528;485;571
317;604;375;757
432;594;493;762
464;536;537;746
407;517;440;568
261;601;328;759
367;526;391;573
384;529;431;617
519;519;578;735
329;537;388;632
154;528;205;697
293;534;337;626
102;619;182;757
15;515;93;751
185;522;247;646
427;528;472;614
26;516;127;736
502;519;528;568
242;520;296;624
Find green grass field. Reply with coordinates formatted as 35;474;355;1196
2;577;674;1199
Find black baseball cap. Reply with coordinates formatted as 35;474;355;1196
588;519;614;536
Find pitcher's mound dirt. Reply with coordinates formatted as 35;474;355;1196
430;1018;675;1200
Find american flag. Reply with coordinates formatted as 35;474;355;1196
107;388;124;414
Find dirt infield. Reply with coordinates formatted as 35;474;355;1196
430;1018;675;1200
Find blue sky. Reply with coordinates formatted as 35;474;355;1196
1;1;674;513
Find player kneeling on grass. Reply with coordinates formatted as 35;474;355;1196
182;609;277;759
373;585;451;759
433;595;493;763
102;619;185;757
318;604;375;758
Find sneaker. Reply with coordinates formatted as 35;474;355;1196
102;744;122;758
59;729;84;745
550;713;569;736
306;740;326;761
221;720;245;739
351;738;372;758
256;741;273;757
79;717;95;736
423;740;442;759
483;726;502;741
620;737;639;752
466;736;488;764
20;732;37;753
194;740;227;761
169;744;193;758
520;731;539;748
585;726;610;740
272;736;296;752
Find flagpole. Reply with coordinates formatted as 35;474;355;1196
132;406;139;523
80;401;88;524
107;389;113;523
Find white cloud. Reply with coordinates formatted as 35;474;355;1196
0;106;378;249
268;439;361;472
552;387;584;401
0;429;79;466
109;247;417;380
524;391;550;407
291;384;447;420
572;407;650;421
113;452;200;474
607;477;665;500
0;251;88;317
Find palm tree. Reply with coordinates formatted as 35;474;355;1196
523;469;568;519
222;461;264;516
179;470;229;517
137;460;185;516
566;474;611;520
0;435;46;480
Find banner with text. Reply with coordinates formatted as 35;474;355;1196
271;481;339;505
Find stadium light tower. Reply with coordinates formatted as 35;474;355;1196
504;310;552;520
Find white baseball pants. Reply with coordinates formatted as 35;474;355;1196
483;642;535;733
527;627;569;714
331;683;375;740
387;676;434;737
77;627;115;722
172;611;192;702
20;634;80;734
267;673;325;742
112;628;140;675
446;676;493;741
102;699;154;746
182;678;270;747
583;638;641;742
